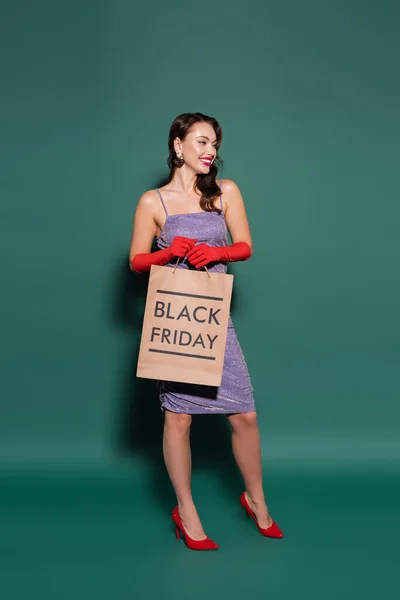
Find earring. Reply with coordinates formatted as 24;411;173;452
173;150;184;167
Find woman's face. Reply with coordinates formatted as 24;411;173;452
175;122;218;175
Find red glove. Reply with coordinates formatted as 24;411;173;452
186;241;252;269
130;236;198;274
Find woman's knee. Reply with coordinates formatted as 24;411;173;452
228;411;258;432
164;411;192;434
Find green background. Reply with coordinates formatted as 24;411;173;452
1;0;399;598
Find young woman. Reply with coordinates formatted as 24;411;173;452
129;113;283;550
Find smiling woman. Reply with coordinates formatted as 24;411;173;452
166;113;223;213
128;112;283;550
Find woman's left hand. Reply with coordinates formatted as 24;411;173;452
186;243;220;269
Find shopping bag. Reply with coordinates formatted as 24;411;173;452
136;264;234;387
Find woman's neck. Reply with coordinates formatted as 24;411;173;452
169;168;198;195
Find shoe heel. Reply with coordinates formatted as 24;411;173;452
175;526;180;541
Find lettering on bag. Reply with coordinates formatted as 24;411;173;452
148;289;224;361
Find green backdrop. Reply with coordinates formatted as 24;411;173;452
1;1;399;598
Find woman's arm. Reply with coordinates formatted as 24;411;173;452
129;192;158;268
186;180;253;268
223;179;253;251
129;191;197;273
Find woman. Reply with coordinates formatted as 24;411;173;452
129;113;283;550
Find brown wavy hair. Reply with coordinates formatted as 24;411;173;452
167;112;223;213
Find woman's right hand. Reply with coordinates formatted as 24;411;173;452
168;236;198;259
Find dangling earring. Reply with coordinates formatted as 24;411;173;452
173;150;184;167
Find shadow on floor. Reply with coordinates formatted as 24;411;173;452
111;190;243;514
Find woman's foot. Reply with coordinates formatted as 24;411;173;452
172;506;219;550
240;492;284;538
177;504;208;541
243;492;273;529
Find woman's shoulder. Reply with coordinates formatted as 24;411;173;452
220;179;243;202
136;188;161;211
220;179;246;213
220;178;241;194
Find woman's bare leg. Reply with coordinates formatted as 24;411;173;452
163;410;206;539
228;411;273;528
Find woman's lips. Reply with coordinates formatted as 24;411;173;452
199;158;213;166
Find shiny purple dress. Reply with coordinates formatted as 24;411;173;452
155;184;255;414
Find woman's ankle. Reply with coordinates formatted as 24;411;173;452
245;490;266;507
177;498;197;513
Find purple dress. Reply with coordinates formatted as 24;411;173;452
155;184;255;414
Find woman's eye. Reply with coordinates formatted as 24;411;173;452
199;141;206;145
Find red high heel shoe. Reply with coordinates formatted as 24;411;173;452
240;492;284;538
172;507;219;551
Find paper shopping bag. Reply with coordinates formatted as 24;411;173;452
136;265;234;387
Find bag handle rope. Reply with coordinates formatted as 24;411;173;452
173;257;210;278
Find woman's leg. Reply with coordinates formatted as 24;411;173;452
163;410;207;540
228;411;273;528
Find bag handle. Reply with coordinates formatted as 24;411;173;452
173;257;210;278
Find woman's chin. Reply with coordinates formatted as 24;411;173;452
197;165;211;176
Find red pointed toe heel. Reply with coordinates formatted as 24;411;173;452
172;507;219;551
240;492;284;538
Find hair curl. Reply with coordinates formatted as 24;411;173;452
167;112;223;213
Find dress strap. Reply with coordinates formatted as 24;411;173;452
219;178;223;211
155;188;168;216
